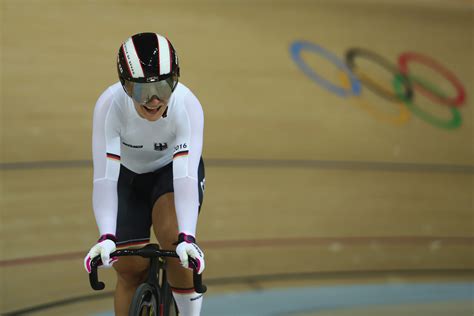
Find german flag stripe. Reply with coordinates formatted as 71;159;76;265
173;150;189;159
106;153;121;161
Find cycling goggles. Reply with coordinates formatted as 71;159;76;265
123;77;177;104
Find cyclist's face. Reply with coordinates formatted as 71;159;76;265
133;96;168;121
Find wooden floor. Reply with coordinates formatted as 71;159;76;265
1;0;473;314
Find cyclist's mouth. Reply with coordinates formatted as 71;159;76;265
143;105;161;114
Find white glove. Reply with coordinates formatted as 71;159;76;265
176;233;205;274
84;235;117;273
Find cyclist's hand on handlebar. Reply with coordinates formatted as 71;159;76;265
175;233;205;274
84;234;118;273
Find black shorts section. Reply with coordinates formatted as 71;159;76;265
116;158;205;247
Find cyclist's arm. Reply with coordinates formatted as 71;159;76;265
92;87;122;236
172;90;204;237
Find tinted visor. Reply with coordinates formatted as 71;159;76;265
123;77;177;104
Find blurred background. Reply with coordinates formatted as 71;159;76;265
1;0;472;315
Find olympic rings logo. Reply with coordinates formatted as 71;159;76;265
290;41;468;129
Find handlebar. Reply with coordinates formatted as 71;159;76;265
88;244;207;294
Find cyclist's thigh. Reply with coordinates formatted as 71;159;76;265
152;192;178;248
114;165;154;278
150;158;205;246
116;165;154;248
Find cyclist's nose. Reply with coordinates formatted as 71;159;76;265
147;96;161;106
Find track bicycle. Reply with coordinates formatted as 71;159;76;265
89;243;207;316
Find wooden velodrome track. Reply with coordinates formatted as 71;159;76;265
1;0;473;314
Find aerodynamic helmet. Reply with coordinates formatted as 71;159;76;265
117;32;180;104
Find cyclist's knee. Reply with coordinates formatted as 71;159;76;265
157;230;178;250
114;257;149;286
154;222;178;248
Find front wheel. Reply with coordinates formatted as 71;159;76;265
129;283;159;316
162;283;179;316
164;291;179;316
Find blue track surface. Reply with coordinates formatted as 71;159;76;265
94;282;473;316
